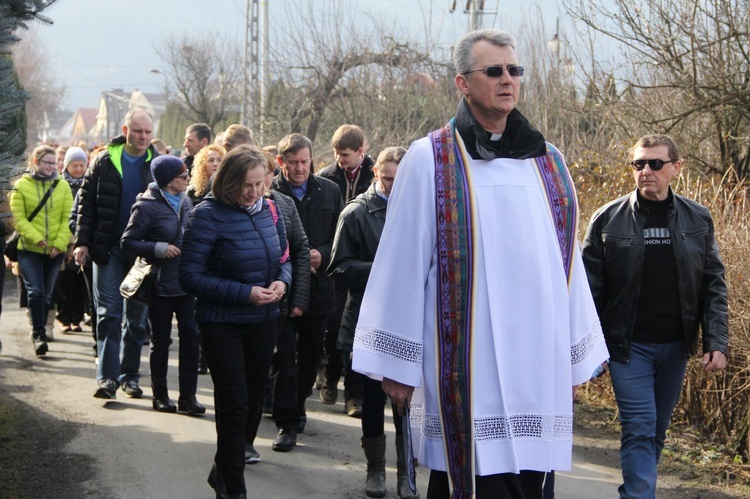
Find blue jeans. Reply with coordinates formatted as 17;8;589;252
17;250;64;338
609;341;688;499
93;245;148;384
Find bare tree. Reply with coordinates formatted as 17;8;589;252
155;33;243;131
12;26;65;148
263;0;434;147
563;0;750;177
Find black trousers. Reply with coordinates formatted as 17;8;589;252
272;313;327;428
148;294;200;396
201;320;278;495
361;374;403;438
427;470;544;499
56;266;87;325
324;286;363;401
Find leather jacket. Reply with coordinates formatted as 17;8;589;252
581;188;729;362
327;183;386;351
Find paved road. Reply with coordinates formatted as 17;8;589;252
0;277;622;498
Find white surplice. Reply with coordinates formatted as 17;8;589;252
352;134;609;476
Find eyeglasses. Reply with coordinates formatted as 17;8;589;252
630;159;675;171
39;159;56;166
177;172;190;180
462;65;525;78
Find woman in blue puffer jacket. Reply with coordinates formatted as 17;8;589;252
121;155;204;415
180;145;291;499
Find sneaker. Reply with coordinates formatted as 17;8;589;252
244;444;261;464
121;380;143;398
94;379;117;399
33;337;48;356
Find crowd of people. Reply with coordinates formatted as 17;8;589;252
1;28;729;499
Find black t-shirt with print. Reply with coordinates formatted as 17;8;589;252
633;192;684;344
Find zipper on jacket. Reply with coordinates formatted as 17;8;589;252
248;209;273;323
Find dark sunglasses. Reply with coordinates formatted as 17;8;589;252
177;171;190;180
462;65;525;78
630;159;675;171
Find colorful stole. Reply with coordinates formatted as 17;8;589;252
429;120;578;498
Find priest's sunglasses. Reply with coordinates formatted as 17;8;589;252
630;159;676;171
462;65;525;78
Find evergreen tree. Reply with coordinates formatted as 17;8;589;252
0;0;57;231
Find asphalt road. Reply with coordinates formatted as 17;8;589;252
0;276;622;498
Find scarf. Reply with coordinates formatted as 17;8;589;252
429;117;577;498
63;170;84;192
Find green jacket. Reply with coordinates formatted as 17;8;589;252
10;172;73;255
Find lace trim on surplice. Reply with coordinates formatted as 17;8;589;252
570;320;605;366
412;404;573;443
354;325;423;365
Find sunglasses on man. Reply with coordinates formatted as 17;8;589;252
630;159;676;171
462;65;525;78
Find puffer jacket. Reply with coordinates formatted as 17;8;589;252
74;135;157;264
271;172;343;316
268;190;311;315
10;172;73;255
120;183;192;297
581;188;729;362
327;183;386;351
179;193;292;325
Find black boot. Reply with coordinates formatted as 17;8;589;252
178;394;206;415
396;436;420;498
208;462;246;499
362;435;387;498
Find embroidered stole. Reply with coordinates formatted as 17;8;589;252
429;120;577;498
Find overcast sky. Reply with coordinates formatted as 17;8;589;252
31;0;565;111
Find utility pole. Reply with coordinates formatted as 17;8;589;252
450;1;494;32
468;0;482;31
241;0;260;130
260;0;268;144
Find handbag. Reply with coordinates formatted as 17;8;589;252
4;180;60;262
119;256;158;305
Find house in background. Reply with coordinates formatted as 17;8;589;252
90;88;165;145
58;108;97;147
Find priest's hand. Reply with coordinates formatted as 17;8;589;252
382;377;414;415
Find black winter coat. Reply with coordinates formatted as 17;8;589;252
74;135;158;264
268;190;311;315
271;172;343;316
317;155;374;203
120;183;192;297
327;183;386;351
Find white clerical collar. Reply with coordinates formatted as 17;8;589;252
489;133;503;141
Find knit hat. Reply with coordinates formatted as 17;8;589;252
64;147;88;168
151;155;186;188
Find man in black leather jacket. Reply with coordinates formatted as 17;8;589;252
582;133;729;499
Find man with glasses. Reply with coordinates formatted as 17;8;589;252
582;134;728;498
352;29;609;498
74;107;159;400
